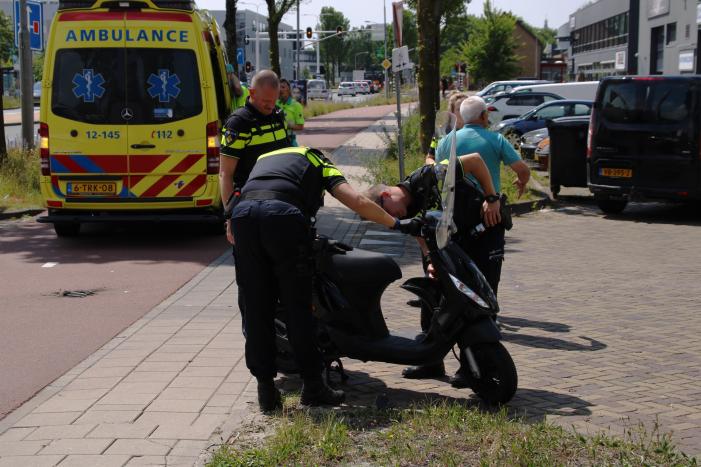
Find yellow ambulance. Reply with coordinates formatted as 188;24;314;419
38;0;231;236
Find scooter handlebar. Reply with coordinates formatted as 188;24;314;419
395;218;423;236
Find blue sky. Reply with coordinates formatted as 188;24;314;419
197;0;589;30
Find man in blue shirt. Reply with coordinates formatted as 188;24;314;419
415;95;530;386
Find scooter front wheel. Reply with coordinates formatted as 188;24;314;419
466;342;517;405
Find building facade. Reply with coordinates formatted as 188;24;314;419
637;0;699;74
567;0;639;80
513;21;542;78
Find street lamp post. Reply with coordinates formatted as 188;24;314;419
296;0;300;80
354;51;369;70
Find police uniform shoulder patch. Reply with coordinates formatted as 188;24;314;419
223;128;237;145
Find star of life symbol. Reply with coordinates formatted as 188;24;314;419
72;69;106;103
147;69;181;103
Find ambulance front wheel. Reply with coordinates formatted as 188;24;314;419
54;222;81;237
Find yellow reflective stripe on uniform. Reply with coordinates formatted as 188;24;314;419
249;129;287;145
322;167;343;178
257;146;308;159
305;151;324;167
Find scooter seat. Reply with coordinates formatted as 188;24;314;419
331;247;402;284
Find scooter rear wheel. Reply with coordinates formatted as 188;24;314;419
467;342;517;406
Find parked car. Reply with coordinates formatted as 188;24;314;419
520;127;549;161
494;99;593;148
511;81;600;101
338;82;356;96
589;75;701;214
534;136;550;171
487;92;563;125
33;81;42;105
354;81;370;94
307;79;329;100
476;80;551;98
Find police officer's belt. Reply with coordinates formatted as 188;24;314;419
240;190;308;217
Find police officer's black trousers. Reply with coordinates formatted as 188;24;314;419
231;199;323;380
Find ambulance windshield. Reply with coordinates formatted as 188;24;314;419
52;48;202;124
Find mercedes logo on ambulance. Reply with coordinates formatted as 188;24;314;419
121;108;134;121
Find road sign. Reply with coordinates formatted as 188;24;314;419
14;0;43;51
382;58;391;70
236;48;245;66
376;46;384;60
391;46;410;73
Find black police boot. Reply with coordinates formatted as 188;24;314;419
257;377;282;412
300;376;345;407
449;366;471;388
401;361;445;379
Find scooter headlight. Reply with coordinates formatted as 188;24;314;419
449;273;488;308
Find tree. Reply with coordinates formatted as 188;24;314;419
441;12;478;55
462;1;519;87
33;51;44;82
412;0;468;153
0;11;15;65
265;0;297;77
344;28;373;71
318;7;349;85
223;0;238;73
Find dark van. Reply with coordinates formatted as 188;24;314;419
588;76;700;214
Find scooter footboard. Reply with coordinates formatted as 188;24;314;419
326;328;453;366
457;317;502;347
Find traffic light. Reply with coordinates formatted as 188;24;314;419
336;26;343;34
244;34;250;45
460;63;467;74
245;61;252;73
306;27;312;39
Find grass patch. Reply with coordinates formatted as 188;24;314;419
0;148;43;210
2;96;20;110
303;100;354;119
208;400;696;466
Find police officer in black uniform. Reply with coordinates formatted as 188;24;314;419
229;146;409;411
219;70;291;330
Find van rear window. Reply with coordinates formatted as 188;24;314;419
601;80;693;124
52;48;202;125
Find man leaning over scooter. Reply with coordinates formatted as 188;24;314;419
369;95;530;388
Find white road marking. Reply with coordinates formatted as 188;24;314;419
41;262;58;268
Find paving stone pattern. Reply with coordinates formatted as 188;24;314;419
2;109;701;465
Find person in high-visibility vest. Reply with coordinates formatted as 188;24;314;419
226;63;249;111
277;79;305;147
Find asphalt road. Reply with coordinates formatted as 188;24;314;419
0;102;397;420
0;220;229;419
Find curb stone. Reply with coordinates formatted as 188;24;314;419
0;208;44;221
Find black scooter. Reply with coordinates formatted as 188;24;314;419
275;112;518;405
275;220;517;406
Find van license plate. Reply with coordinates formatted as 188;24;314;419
67;182;117;196
600;168;632;178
